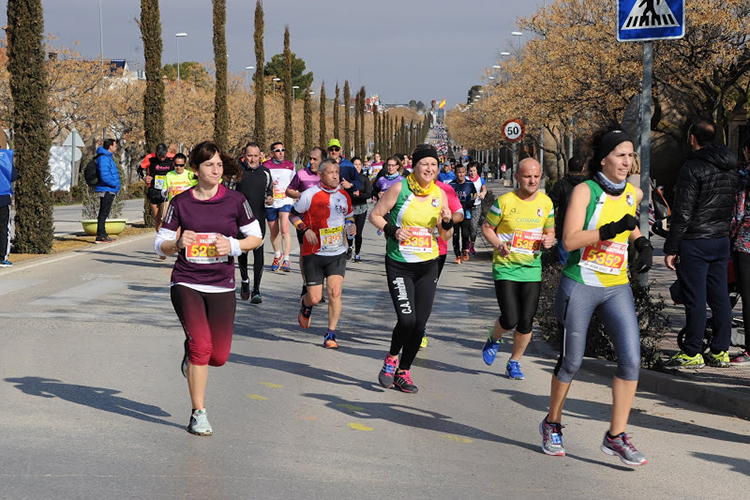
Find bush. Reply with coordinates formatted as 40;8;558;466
126;182;146;199
52;190;74;205
537;251;669;368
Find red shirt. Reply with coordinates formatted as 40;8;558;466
293;183;353;257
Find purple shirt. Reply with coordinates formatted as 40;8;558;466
288;167;320;194
162;184;255;289
376;175;404;193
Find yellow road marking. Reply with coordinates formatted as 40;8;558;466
247;394;268;400
337;403;365;411
348;423;373;431
440;434;473;443
259;382;284;388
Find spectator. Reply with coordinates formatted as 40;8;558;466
0;148;17;266
729;136;750;364
548;157;586;265
94;139;121;244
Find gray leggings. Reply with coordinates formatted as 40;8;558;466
553;276;641;383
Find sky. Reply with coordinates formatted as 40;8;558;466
2;0;543;109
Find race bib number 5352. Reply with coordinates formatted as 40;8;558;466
578;240;627;275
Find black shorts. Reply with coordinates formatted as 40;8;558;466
494;280;541;334
303;253;346;286
147;187;166;205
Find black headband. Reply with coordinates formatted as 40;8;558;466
596;130;632;163
411;146;439;167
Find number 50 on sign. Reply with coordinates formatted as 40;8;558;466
502;119;525;143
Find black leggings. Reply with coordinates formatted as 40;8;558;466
238;220;266;291
734;251;750;345
385;256;439;370
353;210;367;255
494;280;542;334
453;218;471;257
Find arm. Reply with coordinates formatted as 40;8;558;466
369;182;411;242
664;164;699;256
437;191;453;242
290;207;318;245
482;220;509;257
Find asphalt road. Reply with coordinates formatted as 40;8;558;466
1;227;749;499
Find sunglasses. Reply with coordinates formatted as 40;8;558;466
174;163;186;167
328;146;340;152
273;148;285;152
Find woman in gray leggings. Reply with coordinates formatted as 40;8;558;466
539;129;653;466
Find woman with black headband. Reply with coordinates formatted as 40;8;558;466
539;129;653;466
369;144;453;393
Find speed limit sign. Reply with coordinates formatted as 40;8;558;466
502;119;525;143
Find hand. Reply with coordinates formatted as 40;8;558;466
541;233;554;249
145;175;153;185
599;214;637;241
394;227;412;242
214;235;231;256
265;196;274;205
665;254;677;271
304;229;319;246
340;179;352;189
633;236;653;273
348;224;357;237
178;229;197;250
497;241;510;257
440;206;452;222
352;190;360;197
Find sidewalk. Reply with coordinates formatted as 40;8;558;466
481;176;750;420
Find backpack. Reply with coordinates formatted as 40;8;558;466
83;154;103;187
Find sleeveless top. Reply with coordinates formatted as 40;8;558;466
386;179;443;263
563;180;637;287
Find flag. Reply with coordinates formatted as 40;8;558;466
438;99;446;109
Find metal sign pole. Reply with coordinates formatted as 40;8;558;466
639;41;653;286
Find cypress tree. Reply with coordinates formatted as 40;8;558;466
303;82;313;154
140;0;164;154
283;25;293;157
400;117;406;153
213;0;228;148
358;87;366;159
253;0;266;148
343;81;351;158
372;105;378;158
318;82;326;148
353;90;360;158
333;82;340;142
7;0;54;253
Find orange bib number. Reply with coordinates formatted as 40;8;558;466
510;229;542;255
319;226;344;252
400;226;433;254
273;185;286;200
579;240;627;275
186;233;227;264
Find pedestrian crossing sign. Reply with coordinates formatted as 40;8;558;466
617;0;684;42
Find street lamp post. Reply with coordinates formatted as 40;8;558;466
245;66;254;91
272;77;281;95
511;31;523;55
175;33;188;88
292;85;300;100
97;0;106;142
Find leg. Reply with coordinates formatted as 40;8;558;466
398;260;439;370
610;378;638;435
96;192;115;239
677;240;710;356
325;274;344;331
0;204;11;261
251;221;266;292
354;211;367;255
452;228;461;258
461;219;471;253
734;251;750;346
238;251;249;283
385;257;419;357
268;219;280;255
706;238;732;353
511;281;542;361
278;210;292;262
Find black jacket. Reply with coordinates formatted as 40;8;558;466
548;172;587;239
350;172;372;206
663;145;738;255
236;158;273;221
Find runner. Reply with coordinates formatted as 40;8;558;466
139;143;174;231
161;153;197;203
372;156;404;199
287;147;325;297
263;141;295;273
467;162;487;255
540;129;652;466
371;152;384;178
154;140;263;436
369;144;453;393
236;142;273;303
480;158;555;379
349;156;373;263
449;163;477;264
291;158;355;348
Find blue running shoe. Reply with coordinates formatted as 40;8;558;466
506;359;524;380
482;336;501;365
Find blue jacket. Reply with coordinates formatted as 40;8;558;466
0;149;17;207
95;146;121;194
338;157;363;192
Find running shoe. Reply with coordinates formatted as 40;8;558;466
187;408;213;436
346;246;353;260
378;354;398;388
468;241;476;255
730;351;750;365
462;250;470;261
482;336;502;365
377;229;383;237
601;432;647;466
454;257;462;264
298;299;312;329
539;417;565;456
704;350;730;368
354;255;361;263
181;339;189;379
506;359;524;380
250;291;262;304
668;351;705;368
95;236;114;244
271;256;281;271
240;281;251;301
420;334;428;348
281;260;292;272
323;332;338;349
0;260;12;267
393;370;418;393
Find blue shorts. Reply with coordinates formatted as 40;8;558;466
265;204;292;222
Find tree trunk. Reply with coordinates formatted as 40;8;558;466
213;0;228;149
318;82;327;149
343;81;351;158
253;0;266;149
283;25;293;160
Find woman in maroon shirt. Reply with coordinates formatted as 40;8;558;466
155;141;263;436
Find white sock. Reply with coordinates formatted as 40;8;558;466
274;251;281;258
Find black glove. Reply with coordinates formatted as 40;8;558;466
599;214;637;241
633;236;653;273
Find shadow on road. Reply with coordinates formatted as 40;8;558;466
691;452;750;477
5;376;183;429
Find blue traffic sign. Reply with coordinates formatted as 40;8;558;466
617;0;685;42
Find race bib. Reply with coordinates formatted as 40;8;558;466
154;175;166;190
273;186;286;199
169;184;189;198
578;240;627;275
510;229;543;255
185;233;227;264
319;225;344;252
400;226;433;254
